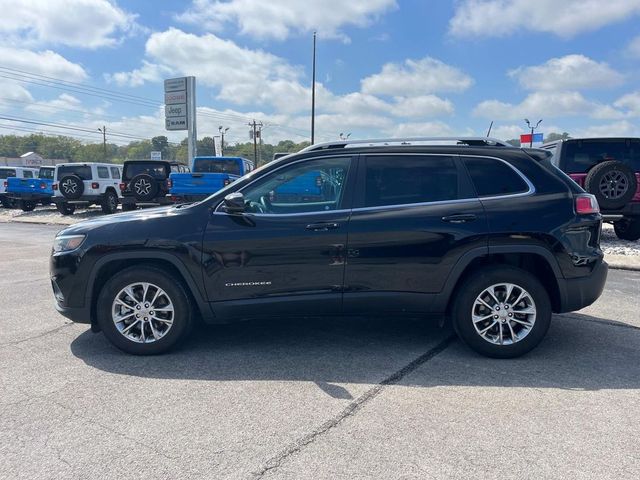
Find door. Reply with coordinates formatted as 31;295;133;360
202;155;356;319
343;153;488;314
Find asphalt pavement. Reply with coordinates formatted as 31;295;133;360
1;222;639;479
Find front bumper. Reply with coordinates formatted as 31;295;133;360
54;302;91;324
558;260;608;313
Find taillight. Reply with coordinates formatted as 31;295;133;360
166;179;172;189
575;194;599;214
119;183;126;191
91;182;99;189
223;178;231;186
40;182;46;190
2;181;6;188
52;183;58;190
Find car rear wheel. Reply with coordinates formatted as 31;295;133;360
101;190;118;214
452;266;552;358
19;200;36;212
1;197;15;208
97;266;193;355
55;202;76;215
614;217;640;241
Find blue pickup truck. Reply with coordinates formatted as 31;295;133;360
6;166;55;211
169;156;254;203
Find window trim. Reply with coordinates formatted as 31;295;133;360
460;154;535;201
213;154;356;216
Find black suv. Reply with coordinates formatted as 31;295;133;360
51;138;607;358
120;160;189;210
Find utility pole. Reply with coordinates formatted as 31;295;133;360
218;126;229;156
248;120;263;165
98;126;106;160
311;31;317;145
524;118;542;147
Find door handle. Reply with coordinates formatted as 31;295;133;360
442;214;476;224
306;222;340;231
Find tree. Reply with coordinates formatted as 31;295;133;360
545;132;571;142
151;136;170;159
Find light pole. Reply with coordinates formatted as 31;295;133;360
524;118;542;147
97;126;106;160
311;31;317;145
339;132;351;140
218;126;229;156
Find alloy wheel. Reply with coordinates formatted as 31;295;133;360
471;283;537;346
111;282;174;343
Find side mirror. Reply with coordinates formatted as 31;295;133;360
222;192;245;214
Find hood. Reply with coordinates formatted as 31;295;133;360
58;204;196;236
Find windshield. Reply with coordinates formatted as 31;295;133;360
39;168;54;180
123;162;169;180
194;158;242;175
57;165;92;180
0;168;16;179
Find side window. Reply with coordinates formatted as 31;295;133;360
97;166;110;179
110;167;121;179
241;157;351;214
463;157;529;198
364;155;459;208
23;170;34;178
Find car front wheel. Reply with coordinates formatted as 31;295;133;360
97;266;193;355
613;217;640;241
452;266;552;358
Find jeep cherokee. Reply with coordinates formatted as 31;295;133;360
50;137;608;358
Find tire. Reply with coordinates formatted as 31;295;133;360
96;266;193;355
59;175;84;200
614;217;640;241
1;197;15;208
101;190;118;214
130;174;159;202
452;265;552;358
55;202;76;215
121;202;136;211
584;161;637;210
19;200;36;212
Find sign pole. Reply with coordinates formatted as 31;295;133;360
187;76;197;166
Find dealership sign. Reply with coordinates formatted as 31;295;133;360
164;76;197;162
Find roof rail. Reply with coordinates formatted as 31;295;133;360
301;136;512;152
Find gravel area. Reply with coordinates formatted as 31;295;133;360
601;223;640;256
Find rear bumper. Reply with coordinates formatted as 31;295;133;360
122;195;172;206
558;260;608;313
53;195;105;204
602;202;640;219
6;192;52;201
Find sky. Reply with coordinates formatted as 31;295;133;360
0;0;639;147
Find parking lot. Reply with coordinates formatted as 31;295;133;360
1;222;639;479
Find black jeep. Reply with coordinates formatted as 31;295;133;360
51;137;607;358
120;160;189;210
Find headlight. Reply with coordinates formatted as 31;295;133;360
53;235;86;253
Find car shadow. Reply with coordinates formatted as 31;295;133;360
70;313;640;392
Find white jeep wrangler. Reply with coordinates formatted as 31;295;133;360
53;163;123;215
0;166;39;208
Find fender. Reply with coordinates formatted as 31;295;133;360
432;244;564;312
86;251;215;323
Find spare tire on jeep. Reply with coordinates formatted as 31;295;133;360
59;175;84;200
130;173;159;202
584;161;637;210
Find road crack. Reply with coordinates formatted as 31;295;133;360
251;334;456;479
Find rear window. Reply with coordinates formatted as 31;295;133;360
57;165;92;180
123;162;169;180
0;169;16;179
194;159;241;175
562;139;640;173
39;168;54;180
23;170;34;178
463;157;530;198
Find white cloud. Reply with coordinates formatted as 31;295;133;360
509;55;624;91
627;36;640;58
108;61;174;87
449;0;640;38
389;121;457;137
177;0;397;41
390;95;454;118
614;92;640;117
361;57;474;96
0;46;87;82
473;91;624;121
574;121;639;137
0;0;140;49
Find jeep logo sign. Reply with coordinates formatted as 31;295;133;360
165;104;187;117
